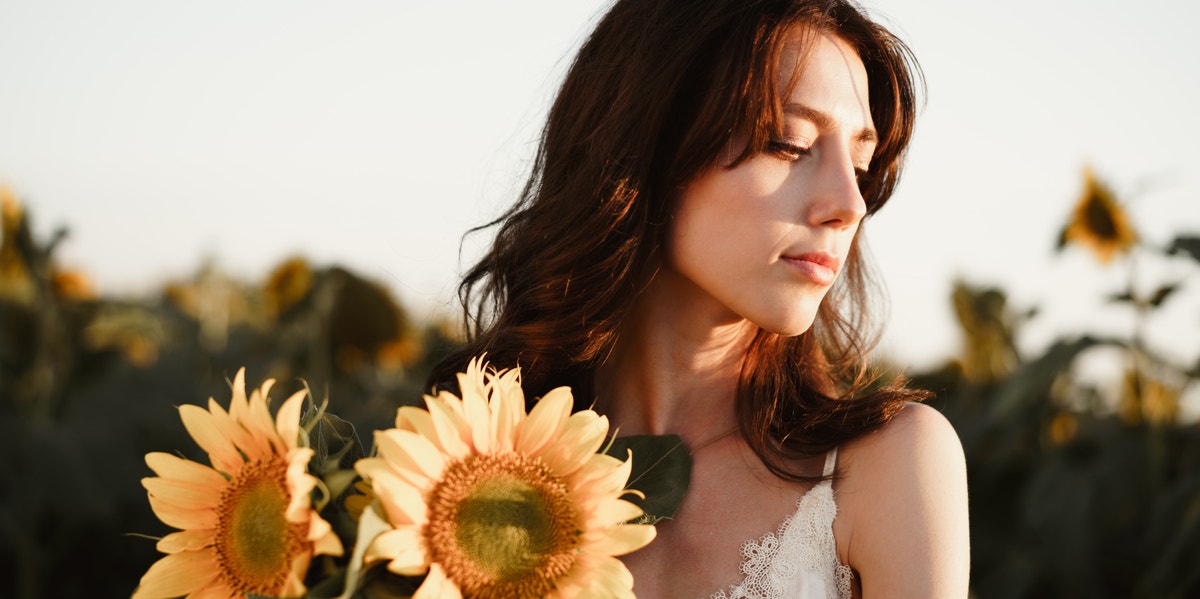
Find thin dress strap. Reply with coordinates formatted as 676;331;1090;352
822;447;838;478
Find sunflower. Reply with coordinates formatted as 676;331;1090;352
355;358;656;598
134;369;343;599
1062;168;1137;263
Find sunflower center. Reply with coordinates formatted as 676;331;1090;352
1084;195;1118;239
426;452;580;598
214;459;308;595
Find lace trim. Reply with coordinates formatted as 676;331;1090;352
708;452;851;599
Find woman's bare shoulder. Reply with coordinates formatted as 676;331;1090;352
834;402;970;598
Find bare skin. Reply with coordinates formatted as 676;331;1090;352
593;32;970;599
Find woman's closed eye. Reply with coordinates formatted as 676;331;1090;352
767;139;810;161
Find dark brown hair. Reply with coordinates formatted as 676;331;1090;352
430;0;929;481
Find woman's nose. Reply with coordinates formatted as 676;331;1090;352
804;149;867;229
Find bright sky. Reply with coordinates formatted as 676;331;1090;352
2;0;1198;375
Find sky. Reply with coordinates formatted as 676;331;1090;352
2;0;1199;380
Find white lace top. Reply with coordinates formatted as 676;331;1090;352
708;449;853;599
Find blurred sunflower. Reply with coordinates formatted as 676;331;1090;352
134;369;343;599
355;358;655;598
1062;168;1137;263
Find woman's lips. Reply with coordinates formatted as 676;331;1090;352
781;252;839;286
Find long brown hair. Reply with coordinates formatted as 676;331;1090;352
429;0;929;481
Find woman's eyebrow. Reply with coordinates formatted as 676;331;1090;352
783;102;878;144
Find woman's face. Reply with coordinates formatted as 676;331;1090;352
668;32;875;336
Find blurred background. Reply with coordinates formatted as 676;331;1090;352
1;0;1198;597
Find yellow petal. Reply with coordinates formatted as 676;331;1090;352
144;452;226;488
372;470;430;527
148;494;217;530
142;477;218;511
516;386;572;456
456;359;490;409
489;379;529;454
206;398;263;463
412;562;463;599
543;411;609;477
460;369;493;454
156;528;213;553
368;527;430;576
575;554;637;598
355;456;428;491
395;405;436;438
552;553;636;599
284;449;317;522
425;396;471;460
433;390;467;419
308;512;344;557
375;429;447;483
178;404;240;474
281;553;310;598
582;523;656;557
131;550;217;599
584;498;644;528
570;451;633;500
244;387;281;450
227;368;250;416
274;389;306;452
188;581;238;599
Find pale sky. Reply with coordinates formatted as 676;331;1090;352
2;0;1198;376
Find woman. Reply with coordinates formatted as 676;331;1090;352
430;0;969;596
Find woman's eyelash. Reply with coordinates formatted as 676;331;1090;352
767;140;810;160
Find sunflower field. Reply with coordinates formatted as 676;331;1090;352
0;169;1197;598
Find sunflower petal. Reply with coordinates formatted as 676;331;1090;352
368;527;430;576
584;498;645;528
412;562;463;599
460;370;493;454
274;389;306;452
396;405;436;437
308;512;344;557
582;522;656;556
156;528;213;553
372;470;430;526
148;494;217;530
575;555;637;598
144;452;226;488
570;451;633;500
131;550;218;599
206;397;263;463
356;456;429;490
142;477;218;511
425;396;472;460
489;378;528;454
178;404;240;474
516;386;572;456
187;581;238;599
543;412;609;477
375;429;446;482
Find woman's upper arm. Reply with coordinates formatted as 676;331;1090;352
837;402;970;598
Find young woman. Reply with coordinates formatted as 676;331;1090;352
430;0;969;596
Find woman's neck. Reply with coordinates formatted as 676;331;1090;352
593;269;755;446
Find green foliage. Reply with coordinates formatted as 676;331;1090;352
916;172;1200;598
0;197;462;599
604;434;692;523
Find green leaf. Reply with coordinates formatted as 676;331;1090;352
311;410;366;473
604;434;691;524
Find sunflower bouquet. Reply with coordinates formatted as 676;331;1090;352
133;358;689;599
